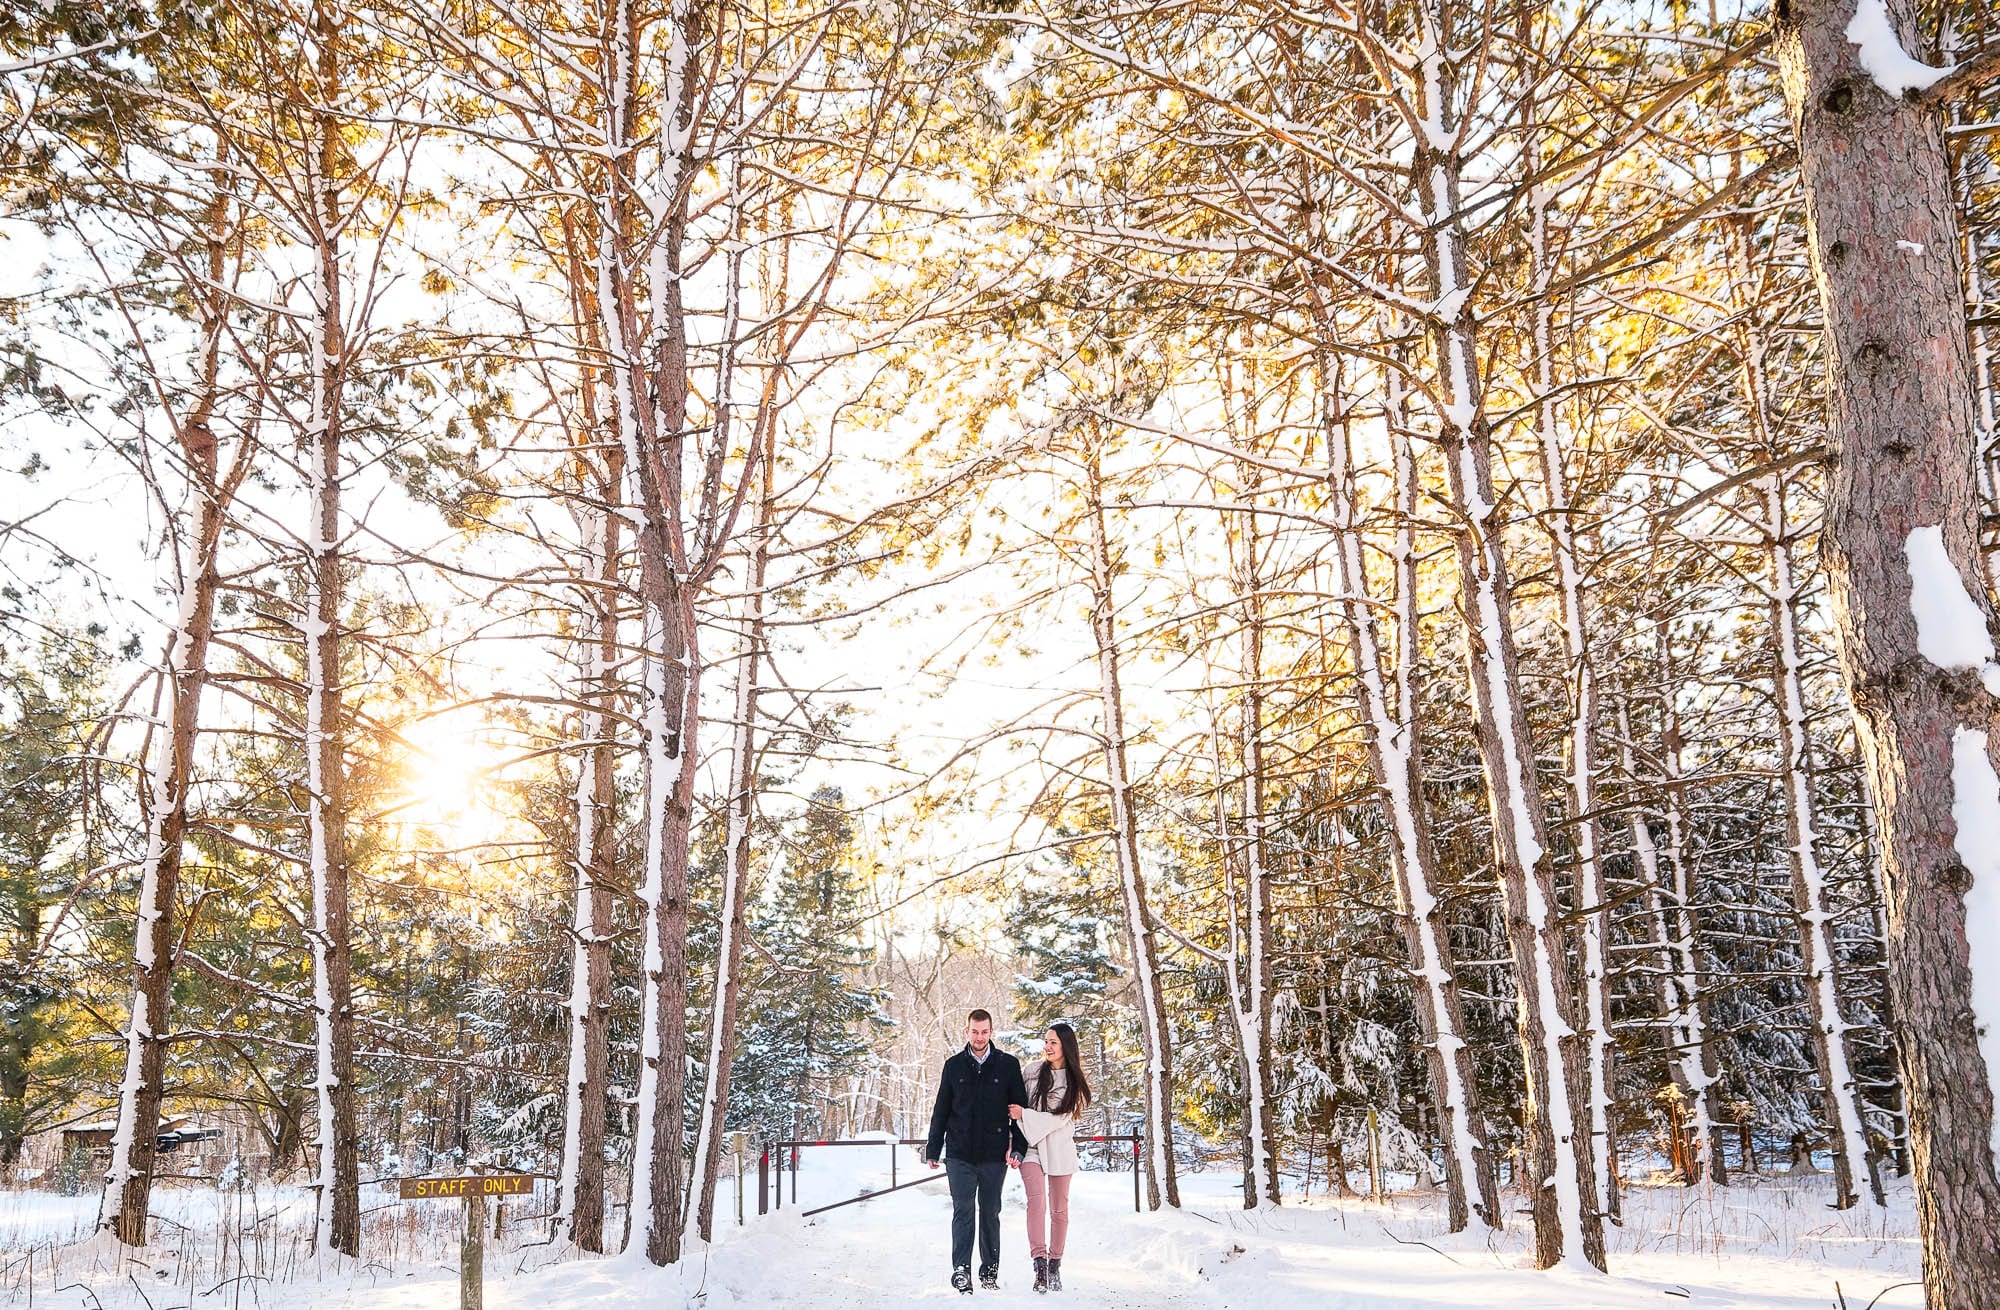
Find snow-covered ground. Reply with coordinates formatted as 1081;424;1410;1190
0;1157;1923;1308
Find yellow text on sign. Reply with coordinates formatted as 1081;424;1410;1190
398;1176;534;1200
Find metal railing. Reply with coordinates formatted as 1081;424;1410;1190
758;1134;1145;1217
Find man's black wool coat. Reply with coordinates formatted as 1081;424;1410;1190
925;1045;1032;1164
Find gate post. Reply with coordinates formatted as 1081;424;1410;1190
758;1147;769;1216
733;1134;745;1226
1132;1134;1141;1212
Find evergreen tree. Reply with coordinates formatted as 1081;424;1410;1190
1004;843;1142;1148
0;630;112;1167
1007;846;1122;1037
729;787;890;1143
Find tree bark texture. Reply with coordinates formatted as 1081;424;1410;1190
1620;698;1727;1188
594;0;704;1265
1776;2;2000;1304
1528;187;1618;1223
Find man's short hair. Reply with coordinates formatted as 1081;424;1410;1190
967;1008;993;1025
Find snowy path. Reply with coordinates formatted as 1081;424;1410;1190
324;1170;1921;1310
675;1171;1215;1309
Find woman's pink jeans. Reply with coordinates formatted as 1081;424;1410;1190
1020;1162;1070;1259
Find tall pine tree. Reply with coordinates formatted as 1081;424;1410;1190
729;787;889;1142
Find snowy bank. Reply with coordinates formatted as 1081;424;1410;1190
0;1167;1922;1309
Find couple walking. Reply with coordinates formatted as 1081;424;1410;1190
924;1009;1092;1296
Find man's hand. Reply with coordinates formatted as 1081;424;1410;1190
1008;1103;1024;1121
1008;1153;1023;1170
927;1156;940;1170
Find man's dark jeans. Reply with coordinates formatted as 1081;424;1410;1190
944;1157;1006;1272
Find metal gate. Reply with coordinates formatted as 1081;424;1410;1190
758;1134;1145;1217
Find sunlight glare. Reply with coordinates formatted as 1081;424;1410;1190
393;711;505;848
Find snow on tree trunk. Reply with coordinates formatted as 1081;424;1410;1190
1722;201;1876;1209
625;603;699;1267
1083;443;1179;1210
1775;1;2000;1302
1236;654;1279;1212
549;3;648;1255
1658;682;1737;1184
555;484;618;1253
1527;186;1618;1222
1618;699;1725;1187
1410;9;1603;1270
593;0;703;1265
305;22;360;1248
1229;456;1281;1210
685;512;758;1245
103;160;239;1249
1319;361;1498;1232
1765;477;1873;1209
104;511;219;1249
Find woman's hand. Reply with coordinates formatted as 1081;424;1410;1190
1008;1103;1024;1120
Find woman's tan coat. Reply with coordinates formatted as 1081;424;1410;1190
1018;1061;1080;1176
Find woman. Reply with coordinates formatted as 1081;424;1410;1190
1009;1021;1091;1294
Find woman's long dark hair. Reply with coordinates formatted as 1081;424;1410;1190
1032;1022;1092;1116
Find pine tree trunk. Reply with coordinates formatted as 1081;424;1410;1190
688;391;771;1245
1528;188;1618;1222
104;162;239;1247
1410;10;1603;1269
1774;3;2000;1303
1619;699;1726;1187
305;9;359;1252
555;484;618;1252
596;0;704;1264
549;48;631;1261
1230;457;1280;1210
1320;364;1498;1231
1083;444;1178;1210
1656;674;1733;1183
105;486;225;1248
627;600;698;1266
1766;481;1873;1209
1724;206;1876;1209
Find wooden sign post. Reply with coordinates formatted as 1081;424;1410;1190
398;1175;534;1310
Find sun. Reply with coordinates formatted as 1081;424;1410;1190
391;710;506;847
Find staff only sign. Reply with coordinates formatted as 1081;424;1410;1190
399;1174;534;1200
397;1172;535;1310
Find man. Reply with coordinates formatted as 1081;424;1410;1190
925;1008;1029;1294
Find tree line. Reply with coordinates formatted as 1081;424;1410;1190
2;1;1999;1307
